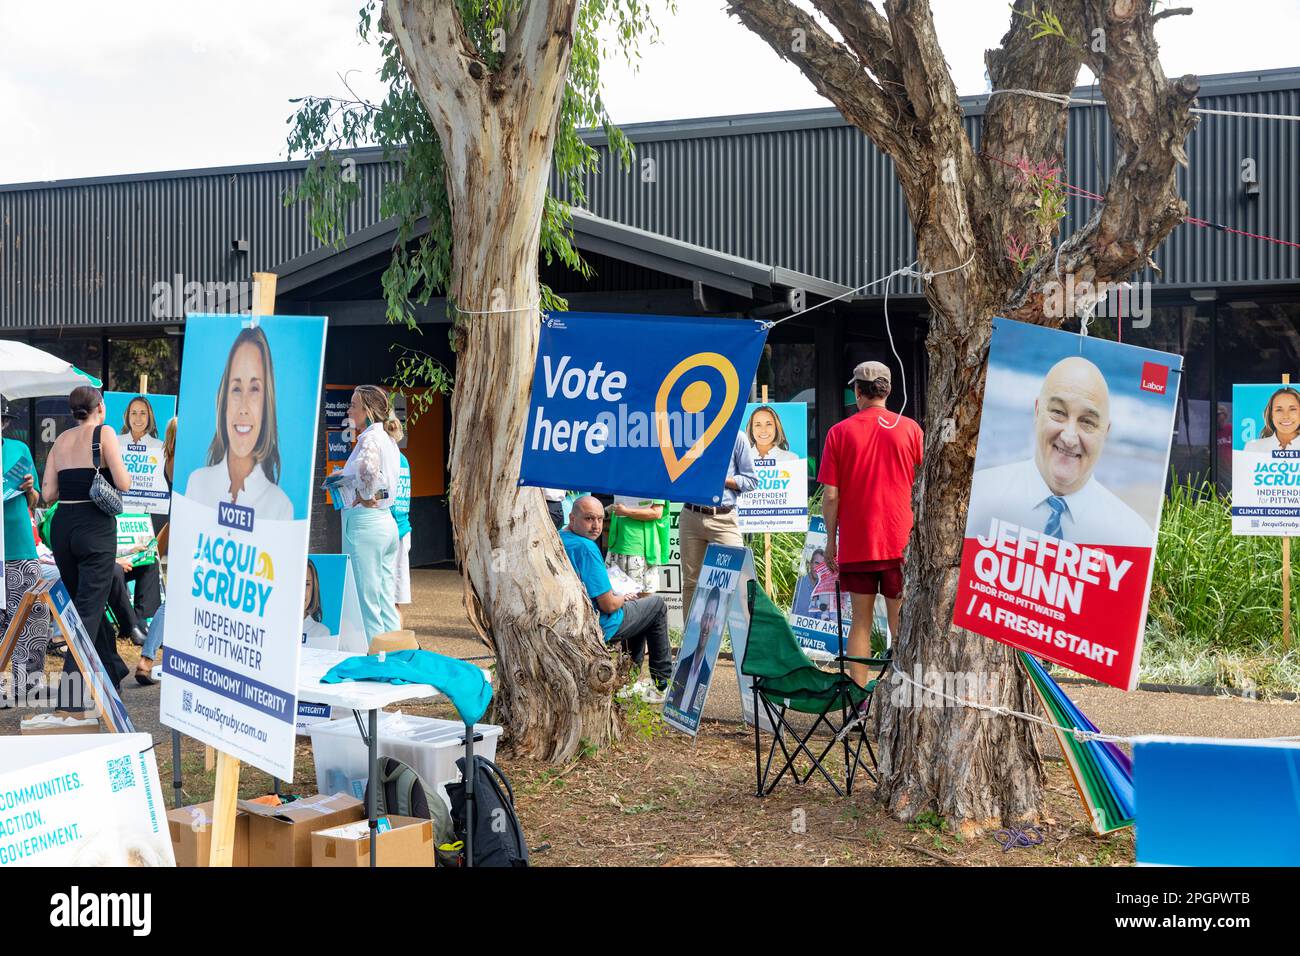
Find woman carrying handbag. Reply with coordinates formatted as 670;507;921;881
39;385;132;726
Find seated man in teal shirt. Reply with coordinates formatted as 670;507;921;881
560;495;672;703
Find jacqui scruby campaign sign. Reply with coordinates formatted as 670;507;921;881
159;313;327;780
103;391;177;515
518;312;768;505
953;318;1182;690
1229;383;1300;536
736;402;808;533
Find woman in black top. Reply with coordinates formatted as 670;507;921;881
41;385;132;720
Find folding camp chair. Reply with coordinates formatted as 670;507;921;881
741;580;890;797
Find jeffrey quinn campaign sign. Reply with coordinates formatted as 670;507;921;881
519;312;768;504
953;318;1181;690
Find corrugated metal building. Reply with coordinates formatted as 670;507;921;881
1;67;1297;561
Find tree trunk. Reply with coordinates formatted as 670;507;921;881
387;0;615;761
875;301;1044;832
727;0;1198;828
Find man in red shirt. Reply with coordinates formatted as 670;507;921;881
819;361;924;685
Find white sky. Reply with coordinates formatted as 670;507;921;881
1;0;1298;185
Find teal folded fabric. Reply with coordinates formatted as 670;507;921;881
321;649;493;726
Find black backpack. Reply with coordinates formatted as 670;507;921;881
363;756;458;866
446;756;529;867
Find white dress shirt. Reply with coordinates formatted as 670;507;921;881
184;457;294;520
337;422;401;510
965;458;1152;548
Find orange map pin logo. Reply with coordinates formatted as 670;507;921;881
655;352;739;481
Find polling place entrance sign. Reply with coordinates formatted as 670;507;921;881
519;312;768;504
953;318;1182;690
160;313;327;780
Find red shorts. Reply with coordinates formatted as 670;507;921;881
839;560;904;599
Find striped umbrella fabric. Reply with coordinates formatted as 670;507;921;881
1019;651;1135;834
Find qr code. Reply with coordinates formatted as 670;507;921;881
107;755;136;793
182;690;193;713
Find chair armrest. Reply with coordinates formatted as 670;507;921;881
840;655;891;667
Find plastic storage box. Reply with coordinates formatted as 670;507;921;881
308;712;503;810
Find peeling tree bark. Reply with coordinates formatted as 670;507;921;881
385;0;615;761
728;0;1197;829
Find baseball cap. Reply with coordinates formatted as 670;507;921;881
848;361;891;386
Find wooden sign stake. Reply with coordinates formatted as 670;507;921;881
1286;373;1293;651
208;270;278;866
760;384;773;598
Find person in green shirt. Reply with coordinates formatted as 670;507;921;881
604;496;671;598
0;402;51;705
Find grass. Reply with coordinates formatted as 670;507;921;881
1142;480;1300;694
743;479;1299;693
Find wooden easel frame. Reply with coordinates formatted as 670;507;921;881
0;577;134;732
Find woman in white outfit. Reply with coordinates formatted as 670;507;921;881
184;326;294;520
335;385;402;640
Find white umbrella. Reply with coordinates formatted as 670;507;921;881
0;340;102;400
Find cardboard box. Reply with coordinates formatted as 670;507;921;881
167;801;250;867
20;719;100;735
238;793;364;867
311;816;435;868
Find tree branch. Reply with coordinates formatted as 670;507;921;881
1007;0;1199;322
725;0;920;184
384;0;486;146
500;0;579;106
811;0;903;92
978;1;1087;288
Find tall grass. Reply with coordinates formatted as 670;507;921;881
747;481;1300;692
748;489;821;609
1144;480;1300;694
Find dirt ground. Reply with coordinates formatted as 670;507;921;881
7;568;1299;867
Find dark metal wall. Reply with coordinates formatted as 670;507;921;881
0;154;398;329
2;71;1296;333
559;69;1300;296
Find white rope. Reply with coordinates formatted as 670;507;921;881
762;253;976;331
453;301;540;315
835;664;1300;746
877;265;908;431
986;87;1300;123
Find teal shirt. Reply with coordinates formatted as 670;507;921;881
2;438;37;562
393;454;411;538
560;529;622;641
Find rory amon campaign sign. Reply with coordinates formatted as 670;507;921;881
953;318;1181;690
160;312;327;780
519;312;768;504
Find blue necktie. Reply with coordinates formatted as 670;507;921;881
1043;496;1068;540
